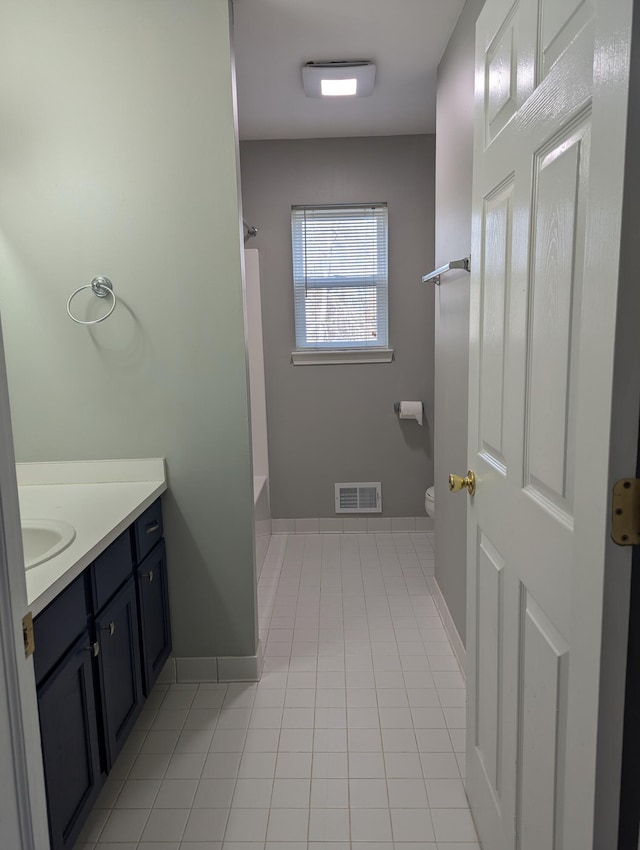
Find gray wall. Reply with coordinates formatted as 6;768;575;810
0;1;257;660
434;0;485;645
240;136;435;519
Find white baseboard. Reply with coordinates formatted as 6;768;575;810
218;639;264;682
271;516;434;534
255;526;272;581
174;656;218;682
427;576;466;676
158;640;264;684
156;656;177;684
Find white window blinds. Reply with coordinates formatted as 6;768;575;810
291;204;389;350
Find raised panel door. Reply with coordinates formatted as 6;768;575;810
37;632;102;850
95;577;143;769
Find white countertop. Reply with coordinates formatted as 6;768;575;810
18;459;167;616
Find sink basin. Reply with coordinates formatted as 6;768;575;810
21;519;76;569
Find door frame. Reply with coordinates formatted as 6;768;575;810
0;316;50;849
617;537;640;849
595;13;640;842
616;421;640;850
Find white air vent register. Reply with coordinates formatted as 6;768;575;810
335;482;382;514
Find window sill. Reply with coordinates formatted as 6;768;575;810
291;348;394;366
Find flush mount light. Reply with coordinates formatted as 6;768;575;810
302;61;376;98
321;78;358;97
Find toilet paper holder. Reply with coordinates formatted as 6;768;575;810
393;401;424;414
393;401;425;424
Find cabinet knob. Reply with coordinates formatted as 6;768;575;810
84;641;99;657
145;522;160;535
142;570;154;582
101;621;116;636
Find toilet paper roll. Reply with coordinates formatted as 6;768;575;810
398;401;423;426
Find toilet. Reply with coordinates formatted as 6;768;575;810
425;486;435;518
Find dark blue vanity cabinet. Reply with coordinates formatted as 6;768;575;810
33;498;171;850
37;630;102;850
133;499;172;695
94;577;144;771
137;540;171;694
91;527;145;772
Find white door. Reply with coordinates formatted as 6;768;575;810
465;0;638;848
0;319;50;849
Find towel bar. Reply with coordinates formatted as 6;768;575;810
422;256;471;285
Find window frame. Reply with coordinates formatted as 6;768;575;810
290;203;393;365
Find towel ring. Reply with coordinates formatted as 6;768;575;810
67;276;116;325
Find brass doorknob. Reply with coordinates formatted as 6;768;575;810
449;470;476;496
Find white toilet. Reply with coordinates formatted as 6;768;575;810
425;486;435;518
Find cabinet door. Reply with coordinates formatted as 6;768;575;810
38;632;102;850
95;577;143;769
137;540;172;694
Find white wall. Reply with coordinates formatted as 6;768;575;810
245;249;269;481
0;0;257;660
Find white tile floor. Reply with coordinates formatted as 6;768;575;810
75;531;479;850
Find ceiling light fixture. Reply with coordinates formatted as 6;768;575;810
302;61;376;98
321;78;358;97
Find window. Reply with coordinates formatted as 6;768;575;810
291;204;391;364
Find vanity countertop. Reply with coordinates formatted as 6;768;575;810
18;459;167;616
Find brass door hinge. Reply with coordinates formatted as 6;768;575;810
22;612;35;658
612;479;640;545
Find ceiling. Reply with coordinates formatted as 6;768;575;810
232;0;466;141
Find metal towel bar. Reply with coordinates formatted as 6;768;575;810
422;256;471;285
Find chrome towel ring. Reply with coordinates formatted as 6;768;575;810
67;276;116;325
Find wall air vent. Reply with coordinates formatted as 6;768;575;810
335;482;382;514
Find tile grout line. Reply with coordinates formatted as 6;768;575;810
75;529;476;849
